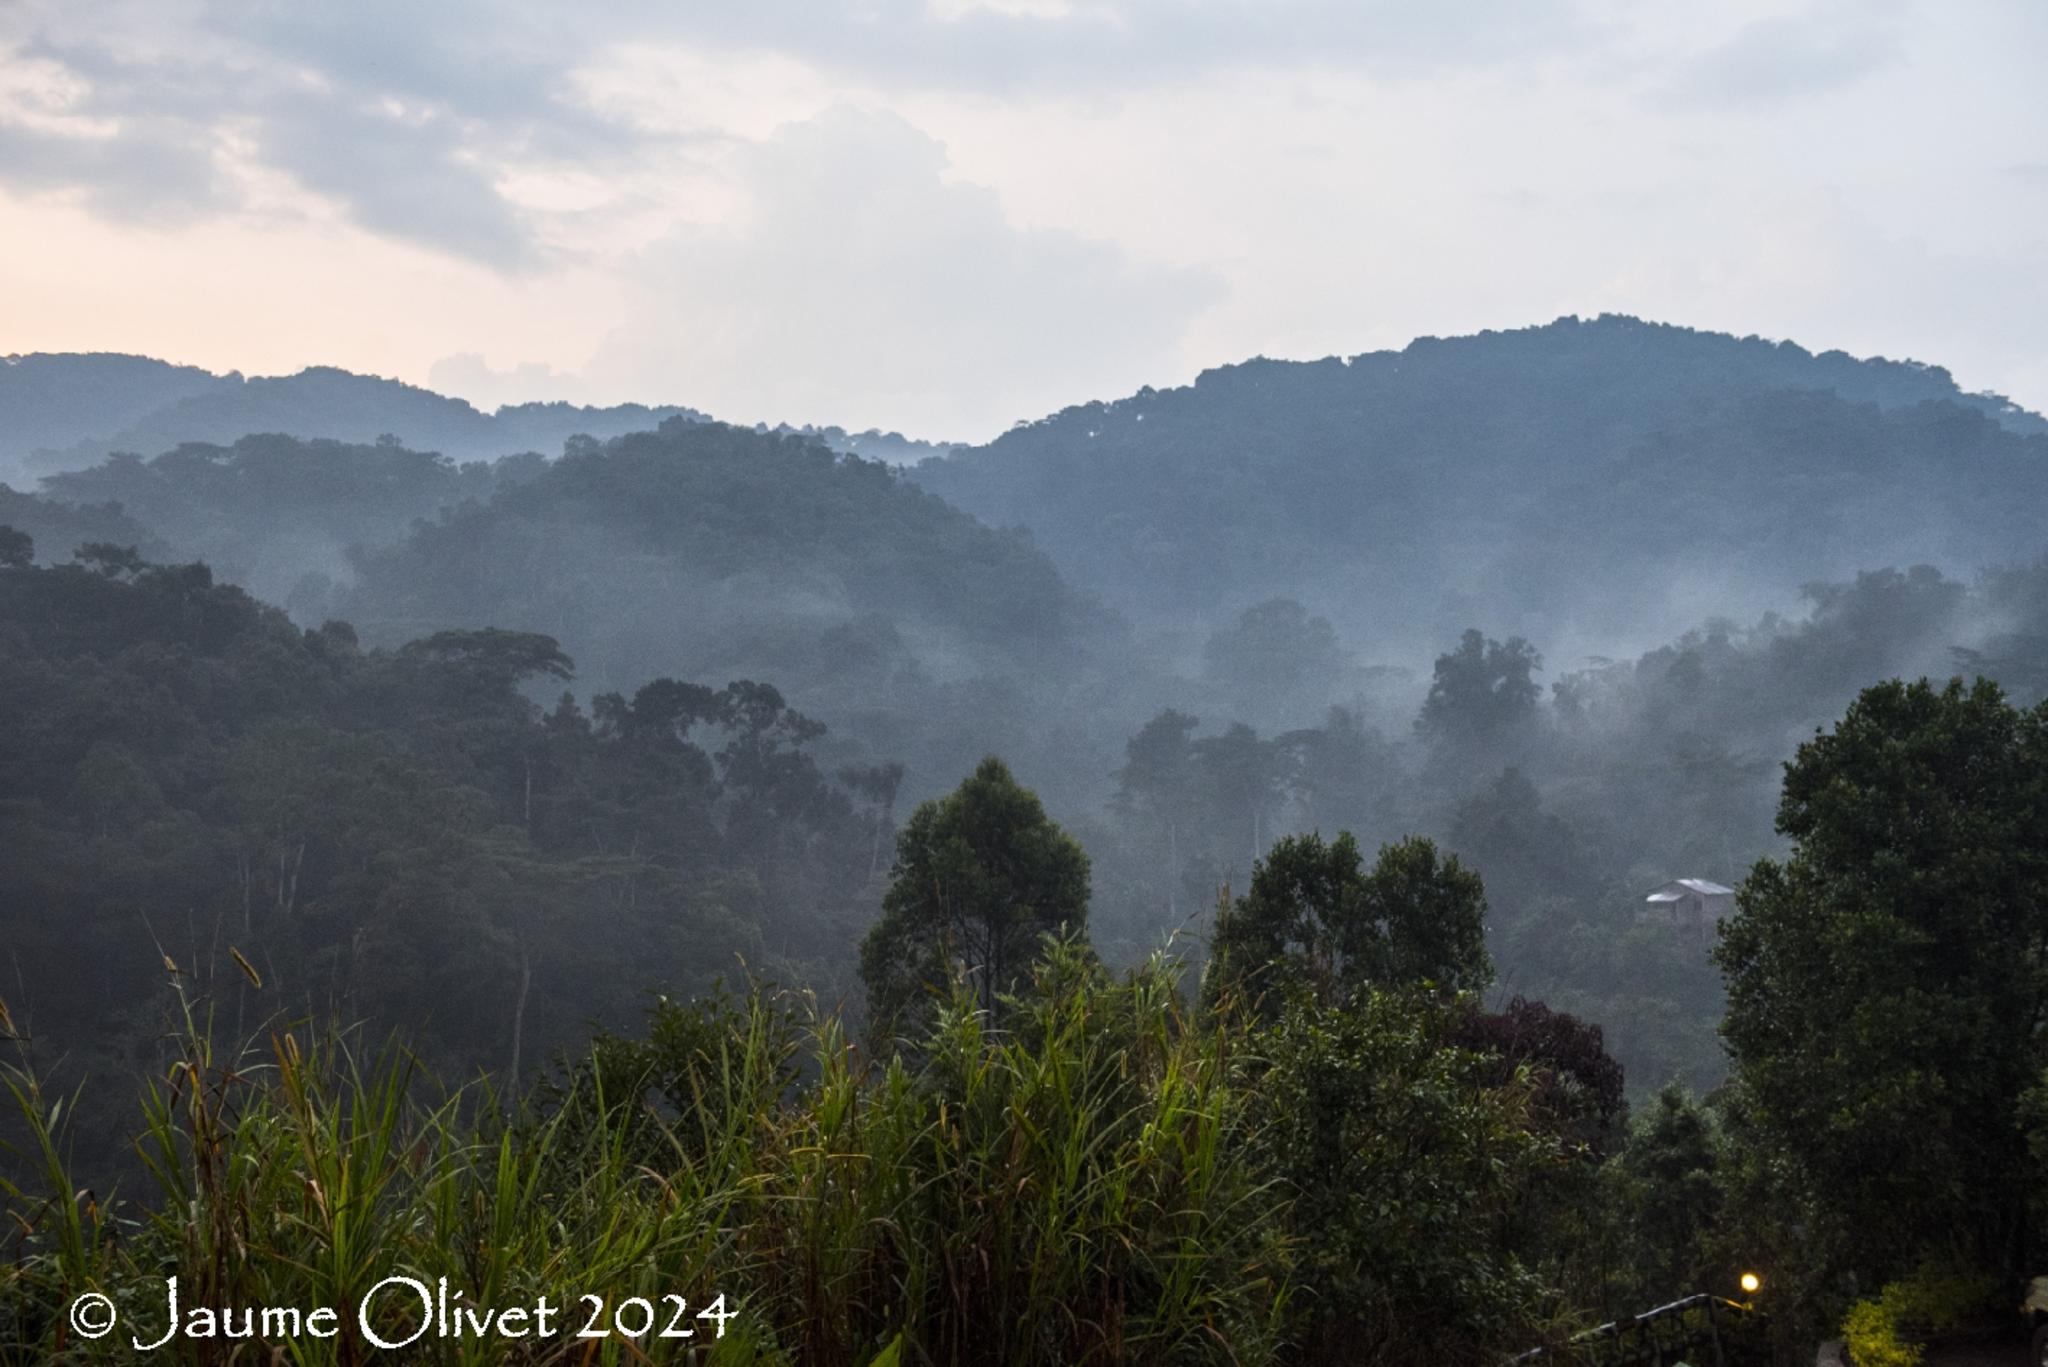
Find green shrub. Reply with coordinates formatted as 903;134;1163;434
1842;1298;1922;1367
1842;1264;2000;1367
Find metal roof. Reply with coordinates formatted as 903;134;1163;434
1645;878;1734;901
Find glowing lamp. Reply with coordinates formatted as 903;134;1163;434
1739;1272;1762;1296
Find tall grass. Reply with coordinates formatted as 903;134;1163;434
2;940;1289;1365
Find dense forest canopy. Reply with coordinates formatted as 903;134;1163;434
328;418;1133;814
0;353;225;465
0;352;960;486
7;315;2048;1361
0;545;891;1176
0;483;164;566
10;327;2048;1107
37;434;549;610
911;314;2048;662
0;355;707;479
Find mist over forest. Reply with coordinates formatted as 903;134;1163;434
7;314;2047;1095
12;0;2048;1352
7;311;2048;1361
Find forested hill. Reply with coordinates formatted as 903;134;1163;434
0;353;225;461
39;434;550;611
910;315;2048;657
4;354;705;475
0;545;889;1171
4;352;960;480
0;483;165;566
338;419;1126;804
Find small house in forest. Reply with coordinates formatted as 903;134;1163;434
1641;878;1735;935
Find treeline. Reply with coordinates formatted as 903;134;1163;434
0;762;1684;1365
1087;561;2048;1092
0;539;889;1174
15;420;1133;817
0;353;707;475
8;512;2048;1358
39;434;550;610
14;669;2045;1362
912;315;2048;658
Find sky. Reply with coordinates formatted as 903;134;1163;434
2;0;2045;442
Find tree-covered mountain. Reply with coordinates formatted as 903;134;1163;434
911;315;2048;660
40;434;549;611
0;352;228;467
12;321;2048;1360
0;483;165;565
337;418;1128;808
0;542;889;1168
8;356;707;476
4;352;960;482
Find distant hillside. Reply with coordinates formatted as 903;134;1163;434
345;418;1095;669
0;484;167;565
40;434;549;611
13;359;706;474
909;315;2048;658
765;423;960;464
339;419;1123;800
4;353;959;479
1;353;229;466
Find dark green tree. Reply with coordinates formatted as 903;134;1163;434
399;627;574;687
0;525;30;570
1250;988;1554;1362
1448;767;1597;930
72;542;147;579
1201;596;1349;717
1715;676;2048;1285
859;757;1091;1039
1190;721;1286;870
1113;708;1201;920
1617;1085;1726;1303
1419;628;1542;741
1204;831;1491;1013
1278;706;1397;844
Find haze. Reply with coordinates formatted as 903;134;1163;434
4;0;2047;440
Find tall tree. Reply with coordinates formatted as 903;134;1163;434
1114;708;1200;920
1715;677;2048;1285
1204;830;1491;1013
1201;597;1350;718
1191;722;1286;870
1418;628;1543;742
859;757;1091;1039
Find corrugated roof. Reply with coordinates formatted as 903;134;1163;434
1645;878;1735;901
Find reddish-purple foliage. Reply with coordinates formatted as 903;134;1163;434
1455;995;1626;1154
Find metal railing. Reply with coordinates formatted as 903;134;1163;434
1507;1293;1772;1366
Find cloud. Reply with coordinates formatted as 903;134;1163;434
0;2;648;267
582;105;1222;438
4;0;2044;433
0;119;226;219
0;0;1603;267
1664;8;1901;107
632;0;1594;92
429;353;587;411
247;89;535;266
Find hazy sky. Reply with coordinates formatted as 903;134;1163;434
3;0;2045;440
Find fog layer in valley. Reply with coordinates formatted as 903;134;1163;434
5;312;2046;1140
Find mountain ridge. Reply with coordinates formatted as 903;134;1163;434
908;313;2048;660
1;352;959;476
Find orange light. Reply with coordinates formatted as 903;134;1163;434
1739;1272;1762;1295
